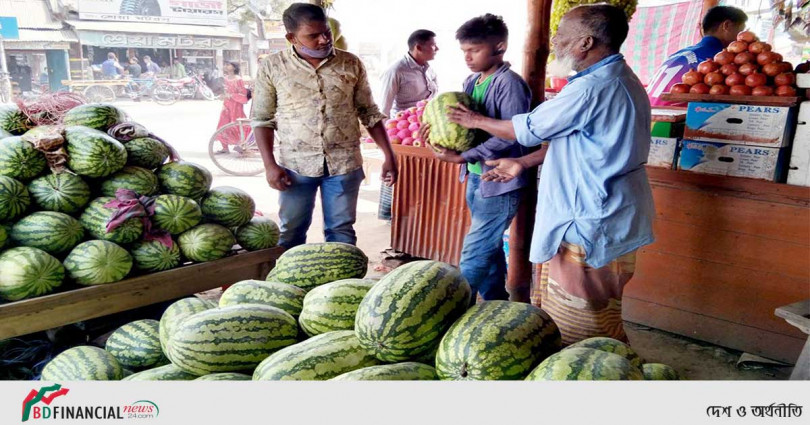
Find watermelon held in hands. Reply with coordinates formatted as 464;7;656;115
105;319;166;369
200;186;256;228
525;347;644;381
0;136;47;181
64;126;128;178
10;211;85;255
177;223;236;262
28;172;91;214
235;216;279;251
265;242;369;292
100;166;160;197
157;161;212;201
422;92;478;152
63;240;133;286
152;194;202;235
0;175;31;222
0;246;65;301
62;103;127;131
41;346;124;381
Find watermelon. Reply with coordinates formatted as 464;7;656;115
159;297;217;355
177;224;235;262
299;278;376;337
253;330;381;381
566;337;645;369
0;136;47;181
195;372;252;381
219;280;305;317
422;92;477;152
0;128;11;139
331;362;438;381
125;137;170;170
100;166;159;197
122;363;198;381
28;172;91;214
130;239;181;272
200;186;256;228
152;194;202;235
63;240;133;285
355;260;471;362
41;345;124;381
435;301;561;380
80;197;144;244
525;347;644;381
65;126;127;178
10;211;85;255
642;363;681;380
0;104;31;135
0;175;30;222
157;161;212;200
265;242;368;292
62;103;126;131
105;319;165;369
0;247;64;301
235;217;280;251
0;224;6;250
167;304;299;375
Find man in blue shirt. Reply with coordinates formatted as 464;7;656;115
446;4;655;345
101;53;124;79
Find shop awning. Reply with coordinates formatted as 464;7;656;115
66;20;243;50
3;29;77;50
65;20;243;39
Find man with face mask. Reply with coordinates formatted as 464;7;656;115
251;3;397;249
445;4;655;346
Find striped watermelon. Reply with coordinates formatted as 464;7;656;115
253;330;381;381
159;297;217;355
331;362;438;381
130;239;181;272
177;224;235;262
200;186;256;228
0;104;31;135
642;363;680;380
299;278;376;337
28;172;91;214
0;247;64;301
219;280;305;317
105;319;166;369
525;347;644;381
435;301;561;380
122;363;198;381
41;345;124;381
355;260;471;362
100;166;160;197
235;217;280;251
80;197;144;244
265;242;368;292
195;372;252;381
0;136;47;181
152;194;202;235
167;304;299;375
62;103;127;131
65;126;127;178
566;337;645;369
63;240;133;285
0;224;6;250
423;92;477;152
10;211;85;255
125;137;169;170
0;175;30;222
157;161;212;200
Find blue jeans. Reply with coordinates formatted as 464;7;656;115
278;167;365;249
459;174;521;301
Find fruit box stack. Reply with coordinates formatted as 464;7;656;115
648;109;685;169
786;74;810;187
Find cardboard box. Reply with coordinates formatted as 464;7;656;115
787;101;810;187
648;137;680;169
651;121;685;138
678;140;788;182
684;102;793;148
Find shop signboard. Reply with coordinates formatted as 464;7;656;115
78;31;241;50
78;0;227;26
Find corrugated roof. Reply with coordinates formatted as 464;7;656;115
0;0;63;30
66;20;244;38
7;28;78;43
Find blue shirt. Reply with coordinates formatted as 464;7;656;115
647;36;724;106
101;59;120;77
512;54;655;268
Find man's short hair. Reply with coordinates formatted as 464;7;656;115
702;6;747;33
144;55;151;61
107;52;116;59
408;29;436;50
573;4;629;52
455;14;508;44
282;3;327;33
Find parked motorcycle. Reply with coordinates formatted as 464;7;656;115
163;72;217;101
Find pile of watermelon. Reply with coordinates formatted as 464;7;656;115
39;242;681;381
0;102;280;303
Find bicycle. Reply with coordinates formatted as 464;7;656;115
123;78;178;105
208;118;264;176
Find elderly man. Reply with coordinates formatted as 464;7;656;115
251;3;397;249
447;4;655;345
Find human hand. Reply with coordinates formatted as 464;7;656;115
446;103;482;129
266;165;292;191
482;158;524;183
417;122;431;146
381;159;398;186
427;142;465;164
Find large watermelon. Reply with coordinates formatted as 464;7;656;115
0;104;31;135
0;175;30;222
566;337;645;369
642;363;681;380
219;280;305;317
100;166;159;197
200;186;256;228
122;363;198;381
130;239;181;272
28;172;91;214
125;137;169;170
265;242;368;292
0;136;47;181
41;346;124;381
195;372;252;381
63;240;133;285
80;197;144;244
62;103;126;131
10;211;85;255
167;304;299;375
177;224;235;262
435;301;561;380
525;347;644;381
105;319;166;369
0;247;64;301
152;194;202;235
65;126;127;178
331;362;438;381
157;161;212;200
299;278;376;337
422;92;478;152
235;217;280;251
355;260;471;362
253;330;380;381
159;297;217;355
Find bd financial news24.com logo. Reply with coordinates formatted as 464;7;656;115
21;384;159;422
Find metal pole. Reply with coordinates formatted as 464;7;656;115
0;35;12;102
